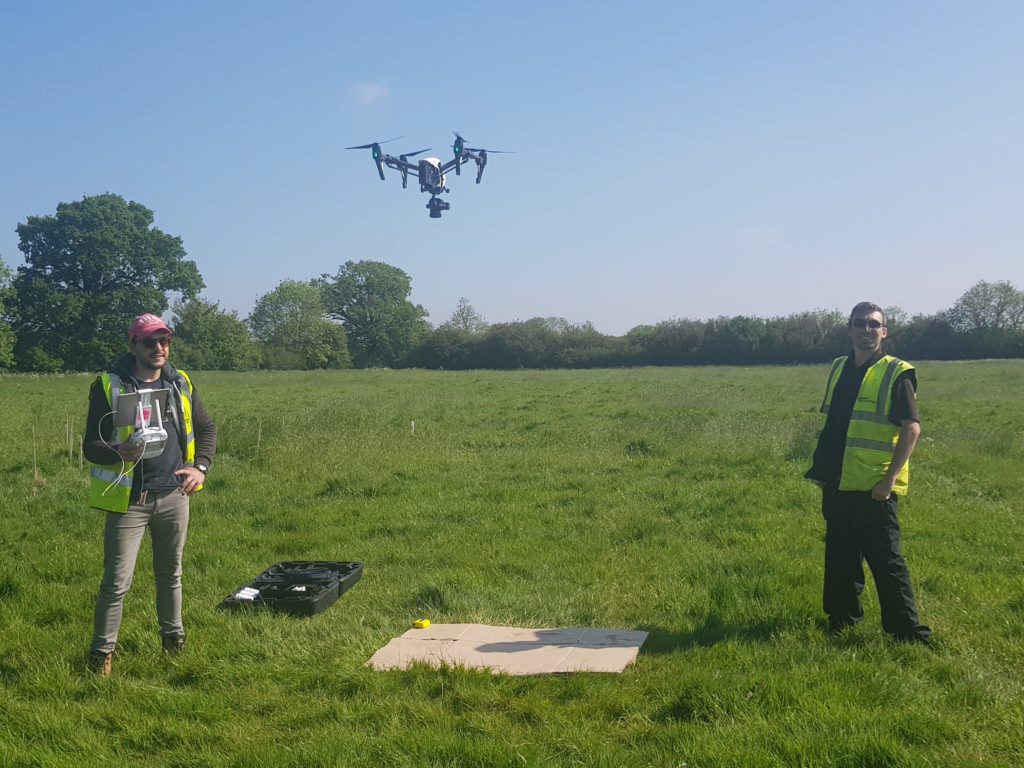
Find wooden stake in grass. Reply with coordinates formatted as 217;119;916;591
32;423;40;482
78;437;84;471
255;418;263;463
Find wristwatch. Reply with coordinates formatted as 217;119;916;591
196;463;208;474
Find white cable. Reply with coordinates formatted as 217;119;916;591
97;409;136;497
97;409;118;455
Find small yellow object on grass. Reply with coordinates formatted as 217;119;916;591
412;619;431;629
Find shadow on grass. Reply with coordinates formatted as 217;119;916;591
642;615;924;656
216;600;323;620
0;662;20;683
640;612;818;652
404;585;450;613
169;668;212;688
0;577;19;602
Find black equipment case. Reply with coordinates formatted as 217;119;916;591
222;561;362;617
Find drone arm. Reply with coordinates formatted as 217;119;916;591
383;156;420;177
470;152;487;184
439;156;466;174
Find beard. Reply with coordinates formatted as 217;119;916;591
137;354;164;374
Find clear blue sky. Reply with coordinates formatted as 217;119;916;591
2;1;1022;334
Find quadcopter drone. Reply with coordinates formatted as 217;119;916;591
345;133;510;218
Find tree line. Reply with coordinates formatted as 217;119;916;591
1;194;1022;372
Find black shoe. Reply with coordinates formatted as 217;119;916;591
827;619;857;637
162;633;185;654
891;622;932;647
893;632;931;647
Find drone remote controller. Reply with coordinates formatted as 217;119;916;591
128;389;168;459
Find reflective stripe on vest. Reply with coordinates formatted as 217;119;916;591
819;357;845;414
89;466;133;489
820;355;915;495
845;436;900;452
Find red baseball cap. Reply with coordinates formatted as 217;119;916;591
129;313;172;340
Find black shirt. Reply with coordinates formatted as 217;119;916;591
805;350;919;490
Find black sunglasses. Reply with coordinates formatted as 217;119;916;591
851;318;884;330
139;336;171;349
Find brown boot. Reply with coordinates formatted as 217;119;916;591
87;650;112;676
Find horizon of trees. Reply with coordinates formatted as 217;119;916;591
2;194;1023;373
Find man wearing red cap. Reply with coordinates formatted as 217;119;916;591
82;313;217;675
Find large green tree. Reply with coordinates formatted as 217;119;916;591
319;260;429;367
249;280;350;370
11;194;203;371
945;280;1024;333
0;259;15;370
171;298;259;371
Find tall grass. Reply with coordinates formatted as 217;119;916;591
0;363;1022;767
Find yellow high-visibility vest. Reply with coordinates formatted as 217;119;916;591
88;369;200;512
820;355;915;495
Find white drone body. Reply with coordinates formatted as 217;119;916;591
128;388;168;459
418;158;446;194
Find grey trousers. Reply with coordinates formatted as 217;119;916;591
91;490;190;654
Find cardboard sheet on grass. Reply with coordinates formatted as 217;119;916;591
368;624;647;675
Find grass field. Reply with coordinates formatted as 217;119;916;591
1;362;1023;767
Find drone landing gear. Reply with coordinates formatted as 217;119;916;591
427;196;450;219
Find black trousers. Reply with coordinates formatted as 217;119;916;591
822;487;930;641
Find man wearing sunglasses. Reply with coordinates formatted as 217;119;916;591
82;313;217;675
805;302;931;645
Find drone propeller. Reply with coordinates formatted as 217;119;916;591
344;136;404;150
346;136;405;180
399;148;431;159
466;147;513;154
